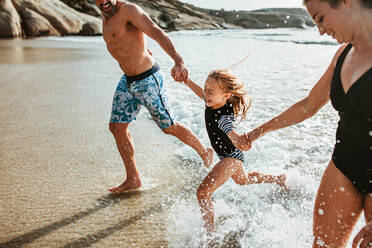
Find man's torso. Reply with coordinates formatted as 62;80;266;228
102;2;154;76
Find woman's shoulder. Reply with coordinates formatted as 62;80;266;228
331;43;352;69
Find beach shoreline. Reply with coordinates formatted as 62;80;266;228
0;38;192;247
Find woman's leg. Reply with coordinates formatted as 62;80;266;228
196;158;241;234
313;160;364;248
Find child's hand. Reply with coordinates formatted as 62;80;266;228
237;140;252;151
171;63;188;82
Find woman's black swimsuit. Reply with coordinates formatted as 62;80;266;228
330;43;372;195
205;103;244;162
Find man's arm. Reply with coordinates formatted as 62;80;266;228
122;4;187;81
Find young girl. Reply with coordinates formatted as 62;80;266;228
183;68;288;234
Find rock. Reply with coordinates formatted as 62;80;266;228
60;0;101;17
20;8;60;37
79;21;101;35
11;0;102;35
0;0;314;39
128;1;313;31
0;0;22;38
130;0;231;31
203;8;314;29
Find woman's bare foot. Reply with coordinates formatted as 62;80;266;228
201;148;214;167
108;178;142;194
276;174;289;191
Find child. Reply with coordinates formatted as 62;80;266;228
183;68;288;235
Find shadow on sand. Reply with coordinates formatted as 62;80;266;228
0;189;161;248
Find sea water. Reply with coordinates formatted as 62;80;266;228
179;0;303;11
43;27;365;247
157;28;364;247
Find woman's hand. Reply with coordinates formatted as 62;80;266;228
228;131;252;151
236;134;252;151
353;222;372;248
240;128;261;151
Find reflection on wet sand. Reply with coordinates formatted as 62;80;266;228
0;38;187;247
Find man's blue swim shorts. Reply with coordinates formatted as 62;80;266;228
110;63;175;130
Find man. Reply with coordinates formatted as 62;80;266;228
94;0;213;193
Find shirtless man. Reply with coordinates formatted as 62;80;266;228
93;0;213;193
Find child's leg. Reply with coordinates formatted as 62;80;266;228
229;162;288;190
163;123;214;167
244;172;288;190
196;158;240;234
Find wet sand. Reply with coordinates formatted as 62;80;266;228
0;38;191;247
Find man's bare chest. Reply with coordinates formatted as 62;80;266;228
102;19;136;44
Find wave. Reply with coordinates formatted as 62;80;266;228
252;37;337;45
170;28;337;46
39;36;104;43
39;28;337;46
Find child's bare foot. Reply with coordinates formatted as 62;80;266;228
108;178;142;194
201;148;214;167
276;174;289;191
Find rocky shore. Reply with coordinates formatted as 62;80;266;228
0;0;314;38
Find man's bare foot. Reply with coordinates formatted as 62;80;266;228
201;148;214;167
276;174;289;191
108;179;142;194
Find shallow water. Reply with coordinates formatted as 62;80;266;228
158;28;364;247
0;28;365;247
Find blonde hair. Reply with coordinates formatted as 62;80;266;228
208;68;251;123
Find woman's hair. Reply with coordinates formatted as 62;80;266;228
208;68;251;123
304;0;372;8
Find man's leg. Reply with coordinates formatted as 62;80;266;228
108;122;141;193
133;71;213;166
163;123;214;167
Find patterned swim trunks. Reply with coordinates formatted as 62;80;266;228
110;63;175;130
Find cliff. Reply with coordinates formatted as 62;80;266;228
0;0;314;38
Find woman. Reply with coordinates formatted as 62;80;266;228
244;0;372;247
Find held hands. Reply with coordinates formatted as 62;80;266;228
234;134;252;151
353;222;372;248
238;128;261;151
171;63;188;82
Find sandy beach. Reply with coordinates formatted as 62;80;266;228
0;38;192;247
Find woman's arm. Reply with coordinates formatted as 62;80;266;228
246;44;347;144
184;78;204;99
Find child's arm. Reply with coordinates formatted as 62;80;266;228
218;116;252;151
184;78;204;99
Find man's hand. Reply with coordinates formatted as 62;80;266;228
171;63;188;82
353;222;372;248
